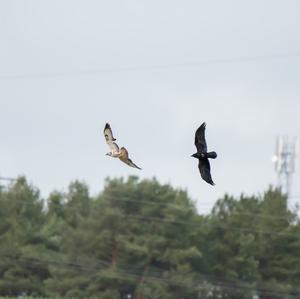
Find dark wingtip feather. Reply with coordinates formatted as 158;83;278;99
104;123;116;140
195;122;206;135
206;180;215;186
203;177;215;185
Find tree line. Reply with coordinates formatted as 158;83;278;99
0;176;300;299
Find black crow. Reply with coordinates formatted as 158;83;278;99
191;122;217;185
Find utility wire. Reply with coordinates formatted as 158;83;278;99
1;192;298;224
1;196;300;238
9;239;300;284
125;214;300;238
2;253;299;298
0;177;16;182
105;194;298;222
1;51;300;80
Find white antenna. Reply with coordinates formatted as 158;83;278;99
273;136;298;197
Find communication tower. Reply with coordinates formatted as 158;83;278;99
272;136;298;197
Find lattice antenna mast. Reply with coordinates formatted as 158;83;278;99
272;136;298;197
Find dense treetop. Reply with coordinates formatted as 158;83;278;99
0;176;299;299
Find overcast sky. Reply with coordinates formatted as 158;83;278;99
0;0;300;213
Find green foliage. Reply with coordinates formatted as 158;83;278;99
1;177;300;298
45;176;203;298
0;177;48;297
203;188;300;299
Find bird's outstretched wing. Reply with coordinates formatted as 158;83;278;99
198;158;215;185
119;147;142;170
195;122;207;153
104;123;119;152
104;123;116;142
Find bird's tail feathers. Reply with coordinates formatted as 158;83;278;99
206;151;217;159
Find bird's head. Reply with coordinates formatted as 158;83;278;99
191;153;198;158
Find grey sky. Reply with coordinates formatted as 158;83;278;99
0;1;300;212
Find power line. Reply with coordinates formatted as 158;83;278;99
105;194;298;222
1;189;298;223
125;214;300;238
1;51;300;80
0;176;17;182
1;195;299;237
0;176;17;192
289;195;300;199
2;253;299;298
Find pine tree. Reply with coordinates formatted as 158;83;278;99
0;177;48;297
45;176;209;298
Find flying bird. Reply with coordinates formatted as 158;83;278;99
104;123;141;170
191;122;217;185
